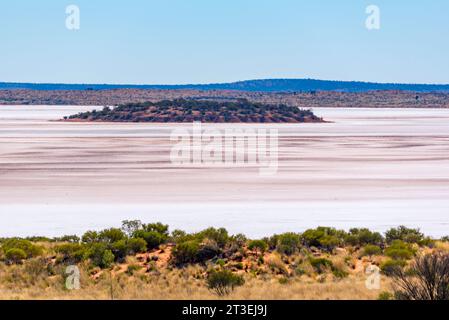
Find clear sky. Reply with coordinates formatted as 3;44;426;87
0;0;448;84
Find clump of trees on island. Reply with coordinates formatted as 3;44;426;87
64;99;324;123
1;223;449;299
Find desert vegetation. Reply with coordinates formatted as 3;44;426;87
1;88;449;109
64;99;323;123
1;222;449;300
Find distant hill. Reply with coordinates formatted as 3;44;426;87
1;79;449;93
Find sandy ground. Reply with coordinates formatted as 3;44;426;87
1;106;449;237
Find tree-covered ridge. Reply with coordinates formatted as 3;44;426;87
65;99;324;123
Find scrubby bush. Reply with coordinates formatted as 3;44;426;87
361;244;382;257
98;228;126;244
197;239;221;261
248;240;268;255
276;233;301;255
111;240;128;261
196;228;229;248
81;231;99;244
87;243;115;268
332;267;349;279
172;240;201;265
206;269;244;296
309;257;333;274
133;230;166;249
301;227;345;251
121;220;143;237
381;259;406;276
1;238;42;259
378;292;394;300
385;226;424;244
126;238;147;254
5;248;27;264
54;243;87;263
385;240;416;260
143;222;169;236
345;228;383;246
391;253;449;300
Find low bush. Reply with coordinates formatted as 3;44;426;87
385;226;424;244
276;233;301;255
391;252;449;300
87;243;115;269
247;240;268;255
309;257;333;274
380;259;406;276
5;248;27;264
172;240;201;265
133;230;167;249
206;269;244;296
54;243;87;263
378;292;394;300
98;228;126;244
385;240;415;260
126;238;147;254
1;238;42;259
301;227;345;251
345;228;383;246
361;244;382;257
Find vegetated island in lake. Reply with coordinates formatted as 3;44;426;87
64;99;324;123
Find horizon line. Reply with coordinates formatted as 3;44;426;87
1;78;449;87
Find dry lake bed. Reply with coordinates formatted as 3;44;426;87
1;105;449;238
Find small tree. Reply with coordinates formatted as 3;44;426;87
206;270;244;296
248;240;268;256
391;252;449;300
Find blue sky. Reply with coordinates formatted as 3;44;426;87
0;0;448;84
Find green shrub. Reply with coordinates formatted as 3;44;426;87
197;239;221;261
172;240;201;264
385;226;424;244
143;222;169;236
247;240;268;255
54;243;87;263
111;240;128;261
378;292;394;300
133;230;166;249
309;257;333;274
121;220;143;237
390;253;449;300
385;240;415;260
1;238;42;258
81;231;99;243
301;227;345;251
276;233;301;255
5;248;27;264
362;245;382;257
126;264;141;275
197;228;229;248
332;267;349;279
126;238;147;254
206;269;244;296
381;259;406;276
87;243;115;268
345;228;383;246
98;228;126;244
